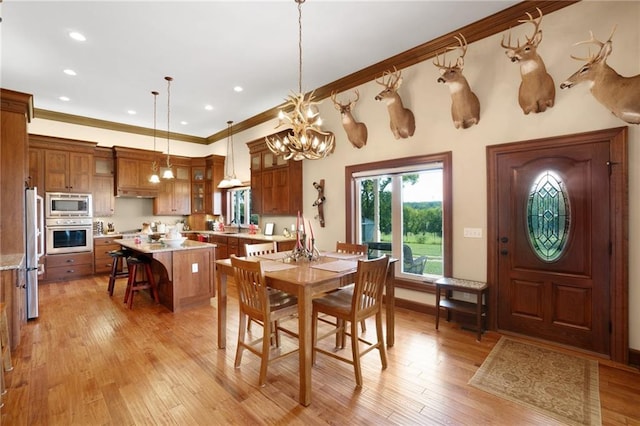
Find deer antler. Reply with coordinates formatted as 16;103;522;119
376;67;401;89
501;7;543;49
434;34;467;70
570;25;617;62
330;91;342;110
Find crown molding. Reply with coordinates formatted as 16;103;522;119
34;108;208;145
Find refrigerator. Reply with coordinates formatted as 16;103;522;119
25;187;44;319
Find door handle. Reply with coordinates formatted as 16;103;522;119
500;249;508;256
500;237;509;243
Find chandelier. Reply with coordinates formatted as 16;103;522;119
218;120;242;189
162;76;175;179
149;90;160;183
265;0;334;161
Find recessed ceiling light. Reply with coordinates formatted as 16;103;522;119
63;69;77;76
127;110;136;115
204;105;213;111
233;86;243;93
59;96;70;102
68;31;86;42
180;121;188;125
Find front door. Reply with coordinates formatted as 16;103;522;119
487;127;628;358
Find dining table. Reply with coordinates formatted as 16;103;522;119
215;251;396;407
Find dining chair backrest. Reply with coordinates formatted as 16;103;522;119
351;255;390;318
245;242;277;257
230;255;269;322
336;242;368;256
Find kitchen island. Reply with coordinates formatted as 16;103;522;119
118;239;216;313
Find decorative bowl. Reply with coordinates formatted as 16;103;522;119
160;236;187;247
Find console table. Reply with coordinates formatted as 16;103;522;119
434;277;488;341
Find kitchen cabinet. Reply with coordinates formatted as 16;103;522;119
191;155;225;215
191;159;207;214
28;147;45;197
1;89;32;351
247;133;302;216
45;252;94;281
94;236;123;274
154;159;191;215
29;135;97;194
93;147;115;216
113;146;160;197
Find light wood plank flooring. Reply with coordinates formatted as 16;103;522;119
2;275;639;425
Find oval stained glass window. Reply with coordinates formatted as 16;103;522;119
526;170;570;262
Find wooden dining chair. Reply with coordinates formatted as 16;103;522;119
335;241;369;332
311;255;390;387
244;241;280;336
335;242;368;257
230;255;299;387
244;241;277;257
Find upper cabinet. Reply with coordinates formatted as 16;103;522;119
113;146;159;198
29;135;97;194
247;133;302;216
153;157;191;215
93;147;115;216
191;155;225;216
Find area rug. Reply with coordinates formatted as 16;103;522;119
468;337;601;426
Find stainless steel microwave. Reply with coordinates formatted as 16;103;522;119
45;192;93;217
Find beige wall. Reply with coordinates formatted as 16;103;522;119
28;1;640;350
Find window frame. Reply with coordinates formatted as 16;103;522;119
345;152;453;290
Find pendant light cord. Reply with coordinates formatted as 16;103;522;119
165;76;173;167
297;0;303;94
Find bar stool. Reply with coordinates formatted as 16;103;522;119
107;249;130;296
0;302;13;402
124;256;160;309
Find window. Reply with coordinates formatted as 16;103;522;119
226;186;257;225
346;153;452;282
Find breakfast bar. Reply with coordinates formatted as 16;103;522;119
118;239;217;312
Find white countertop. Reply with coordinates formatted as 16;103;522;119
118;238;215;254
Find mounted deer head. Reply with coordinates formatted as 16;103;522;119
433;33;481;129
501;7;555;114
331;90;368;148
560;26;640;124
374;67;416;139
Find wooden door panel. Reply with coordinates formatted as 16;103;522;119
496;140;610;354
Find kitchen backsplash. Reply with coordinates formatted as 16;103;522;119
93;197;185;234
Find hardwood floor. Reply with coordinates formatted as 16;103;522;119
2;274;639;425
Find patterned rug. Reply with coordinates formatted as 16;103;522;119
469;337;601;426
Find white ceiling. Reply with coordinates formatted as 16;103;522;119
1;0;519;141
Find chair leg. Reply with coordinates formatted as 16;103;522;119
360;319;367;333
123;264;136;305
234;312;247;368
351;320;363;387
376;311;388;369
312;307;318;365
258;320;271;387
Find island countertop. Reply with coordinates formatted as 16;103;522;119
118;238;216;254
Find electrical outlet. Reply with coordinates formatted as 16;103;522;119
192;263;198;273
463;227;483;238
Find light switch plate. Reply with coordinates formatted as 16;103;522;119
463;227;483;238
192;263;198;273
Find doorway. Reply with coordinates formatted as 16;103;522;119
487;127;628;362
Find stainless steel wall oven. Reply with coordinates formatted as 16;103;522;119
45;218;94;254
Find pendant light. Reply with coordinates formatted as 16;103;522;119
162;76;175;179
265;0;335;161
149;90;160;183
218;120;242;189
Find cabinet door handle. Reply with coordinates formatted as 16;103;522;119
66;259;75;263
67;269;75;273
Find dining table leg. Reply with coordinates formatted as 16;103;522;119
385;265;395;347
298;285;313;406
216;267;227;349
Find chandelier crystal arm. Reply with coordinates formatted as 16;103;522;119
163;76;175;179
